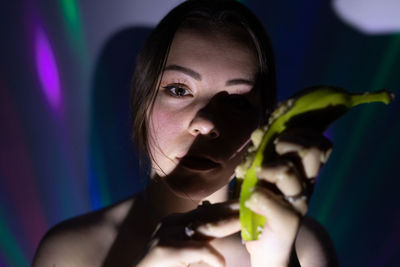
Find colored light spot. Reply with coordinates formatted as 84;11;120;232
59;0;88;69
0;215;29;267
60;0;80;33
35;27;62;111
333;0;400;34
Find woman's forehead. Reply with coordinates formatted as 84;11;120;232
176;20;257;53
165;27;259;79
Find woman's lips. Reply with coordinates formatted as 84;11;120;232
178;156;220;171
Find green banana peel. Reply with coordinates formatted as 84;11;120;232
235;86;395;241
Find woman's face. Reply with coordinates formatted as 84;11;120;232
148;27;262;200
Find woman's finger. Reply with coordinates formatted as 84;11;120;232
274;129;332;178
140;201;237;267
194;215;241;239
275;128;333;153
190;200;240;239
256;161;303;197
244;186;301;232
138;242;225;267
256;158;308;215
156;200;240;243
275;143;329;178
179;243;226;267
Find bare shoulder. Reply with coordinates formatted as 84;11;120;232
295;215;339;267
32;196;136;267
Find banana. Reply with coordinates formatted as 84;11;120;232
235;86;395;241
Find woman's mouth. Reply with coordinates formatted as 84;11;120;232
178;155;220;171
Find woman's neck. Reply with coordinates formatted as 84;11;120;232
146;176;229;219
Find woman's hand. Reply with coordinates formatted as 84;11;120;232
136;201;241;267
244;128;332;267
137;129;332;267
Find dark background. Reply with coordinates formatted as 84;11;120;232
1;0;399;266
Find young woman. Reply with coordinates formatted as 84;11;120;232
33;0;337;266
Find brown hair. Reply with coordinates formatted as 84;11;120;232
130;0;276;164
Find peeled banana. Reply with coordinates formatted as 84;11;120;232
236;86;394;241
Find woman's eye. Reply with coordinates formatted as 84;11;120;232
163;85;192;97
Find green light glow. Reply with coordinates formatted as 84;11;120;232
59;0;89;68
60;0;80;34
0;216;29;267
316;34;400;223
337;113;400;238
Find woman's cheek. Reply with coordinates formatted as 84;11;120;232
151;100;187;136
148;101;188;163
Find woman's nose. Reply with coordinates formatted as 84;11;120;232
188;115;220;138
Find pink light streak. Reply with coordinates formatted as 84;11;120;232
34;27;62;111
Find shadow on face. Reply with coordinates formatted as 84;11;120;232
148;26;264;200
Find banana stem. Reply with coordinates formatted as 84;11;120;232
351;91;395;106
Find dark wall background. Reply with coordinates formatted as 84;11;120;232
0;0;399;266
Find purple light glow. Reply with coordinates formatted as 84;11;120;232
35;27;62;110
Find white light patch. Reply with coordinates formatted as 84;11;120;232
332;0;400;34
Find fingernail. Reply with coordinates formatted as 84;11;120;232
185;225;195;237
298;148;307;158
151;222;162;238
149;238;159;249
228;201;240;211
321;148;332;163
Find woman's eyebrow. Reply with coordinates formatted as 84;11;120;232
164;64;201;80
226;79;254;86
164;64;254;86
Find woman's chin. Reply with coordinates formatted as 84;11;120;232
164;172;229;202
